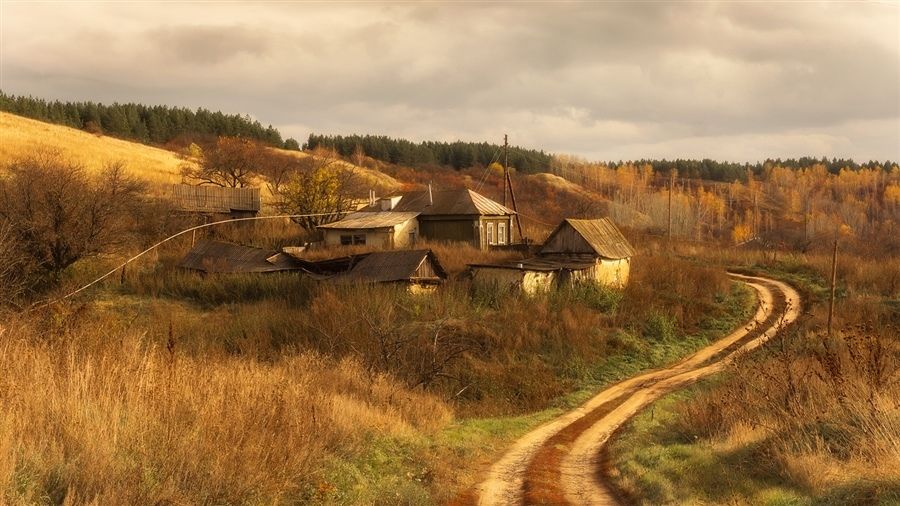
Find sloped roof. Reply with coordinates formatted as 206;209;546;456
469;253;598;272
333;249;447;283
172;184;260;213
318;211;420;230
541;218;636;260
362;189;515;216
178;240;301;273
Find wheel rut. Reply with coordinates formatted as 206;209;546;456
468;274;801;506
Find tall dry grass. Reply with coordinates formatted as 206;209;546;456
0;311;449;505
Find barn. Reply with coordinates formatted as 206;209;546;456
171;184;261;219
468;218;635;294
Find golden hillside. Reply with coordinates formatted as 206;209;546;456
0;112;186;185
0;112;400;197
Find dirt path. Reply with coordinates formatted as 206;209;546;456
473;274;801;506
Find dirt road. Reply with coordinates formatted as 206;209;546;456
472;274;801;506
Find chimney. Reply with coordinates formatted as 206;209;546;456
428;183;433;206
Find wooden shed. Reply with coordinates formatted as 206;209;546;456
178;240;301;274
468;218;635;294
172;184;260;218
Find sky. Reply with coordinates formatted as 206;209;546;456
1;1;898;163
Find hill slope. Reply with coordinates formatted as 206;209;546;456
0;112;400;196
1;111;186;185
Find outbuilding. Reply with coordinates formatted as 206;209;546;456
468;218;635;294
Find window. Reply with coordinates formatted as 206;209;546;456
486;223;495;245
498;223;506;245
340;234;366;245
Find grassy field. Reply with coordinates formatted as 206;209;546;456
0;112;186;188
606;252;900;506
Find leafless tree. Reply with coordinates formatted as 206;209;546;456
0;151;146;283
180;136;262;188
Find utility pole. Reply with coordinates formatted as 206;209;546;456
503;134;509;207
667;170;674;251
827;237;838;336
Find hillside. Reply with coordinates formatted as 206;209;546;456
0;112;400;197
1;111;187;185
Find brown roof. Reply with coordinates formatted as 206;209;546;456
318;211;420;230
362;189;515;216
540;218;635;259
178;240;301;273
469;253;598;272
172;184;260;213
333;249;447;284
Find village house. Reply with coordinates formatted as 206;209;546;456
468;218;635;294
171;184;261;219
318;187;516;250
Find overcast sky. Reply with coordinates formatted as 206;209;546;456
2;1;898;163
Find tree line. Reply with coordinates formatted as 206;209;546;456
0;91;299;150
611;157;897;182
303;133;554;172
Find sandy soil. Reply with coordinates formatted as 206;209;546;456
474;274;801;506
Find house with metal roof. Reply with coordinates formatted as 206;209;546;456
468;218;635;294
318;187;516;250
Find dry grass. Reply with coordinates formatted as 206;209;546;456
0;112;187;192
0;310;449;505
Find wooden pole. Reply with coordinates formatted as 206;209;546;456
827;237;838;336
503;134;509;207
667;171;673;251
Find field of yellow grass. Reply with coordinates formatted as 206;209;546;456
0;112;187;187
0;112;400;199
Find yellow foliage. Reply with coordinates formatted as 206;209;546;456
731;223;753;244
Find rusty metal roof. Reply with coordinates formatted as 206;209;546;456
362;189;515;216
333;249;447;283
318;211;420;230
172;184;260;213
541;218;635;260
178;240;301;273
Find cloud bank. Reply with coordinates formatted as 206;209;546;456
2;2;898;162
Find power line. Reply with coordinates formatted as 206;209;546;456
25;212;338;312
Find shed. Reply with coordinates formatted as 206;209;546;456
330;249;446;292
468;218;635;294
172;184;261;218
178;240;301;274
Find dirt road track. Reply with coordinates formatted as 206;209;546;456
472;274;801;506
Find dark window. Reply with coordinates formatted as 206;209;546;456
340;234;367;245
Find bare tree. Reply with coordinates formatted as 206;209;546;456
180;136;262;188
0;151;146;283
0;222;33;304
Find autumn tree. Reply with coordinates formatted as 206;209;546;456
180;136;262;187
0;151;146;283
264;148;362;233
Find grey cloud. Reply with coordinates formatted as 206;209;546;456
1;2;897;162
150;25;273;65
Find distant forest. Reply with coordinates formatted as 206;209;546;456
304;133;553;172
0;92;297;149
307;133;896;182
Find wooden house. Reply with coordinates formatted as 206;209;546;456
172;184;260;219
468;218;635;294
318;188;515;250
326;249;447;292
